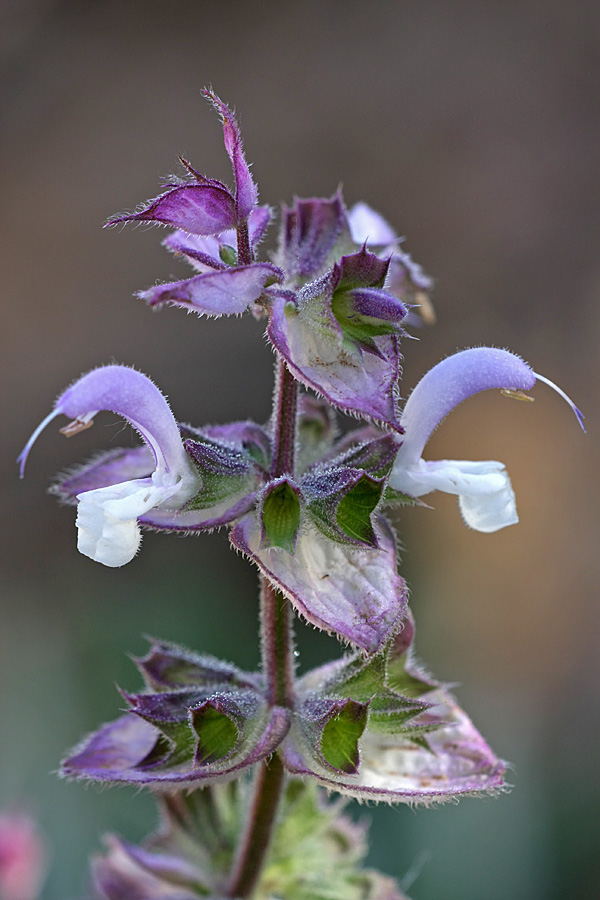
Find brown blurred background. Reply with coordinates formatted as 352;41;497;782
1;1;599;898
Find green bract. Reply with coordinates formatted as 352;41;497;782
260;479;302;552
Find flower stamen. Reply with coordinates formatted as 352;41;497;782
534;371;586;431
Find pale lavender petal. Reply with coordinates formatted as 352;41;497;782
230;513;406;653
281;688;505;803
390;348;584;532
348;202;397;246
107;184;237;235
51;423;269;534
388;249;433;295
398;348;536;463
139;264;282;317
18;367;203;565
267;295;401;431
18;366;193;481
52;445;257;534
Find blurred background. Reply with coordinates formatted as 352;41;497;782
1;1;599;898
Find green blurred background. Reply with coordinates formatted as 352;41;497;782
2;1;599;897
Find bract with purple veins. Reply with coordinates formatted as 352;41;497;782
138;262;282;317
282;688;506;804
62;693;290;787
230;513;406;653
276;192;351;282
107;182;238;236
267;247;407;430
61;640;291;787
268;293;401;429
283;614;505;804
107;90;259;237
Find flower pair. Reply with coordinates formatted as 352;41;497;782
19;346;583;649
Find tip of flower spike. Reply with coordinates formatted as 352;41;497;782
201;86;233;121
201;87;238;150
534;372;586;433
17;408;61;478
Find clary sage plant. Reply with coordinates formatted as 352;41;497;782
20;91;584;900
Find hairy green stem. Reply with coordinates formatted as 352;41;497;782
226;359;298;898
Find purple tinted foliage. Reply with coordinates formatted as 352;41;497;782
107;184;237;235
278;192;348;280
281;688;506;803
267;295;402;430
347;201;434;324
334;244;390;290
202;89;258;221
62;706;291;786
163;206;271;269
139;263;282;317
230;514;406;652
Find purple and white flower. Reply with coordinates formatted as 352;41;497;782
390;347;585;532
18;366;201;567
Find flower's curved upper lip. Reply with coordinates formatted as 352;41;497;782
17;365;196;485
396;347;585;467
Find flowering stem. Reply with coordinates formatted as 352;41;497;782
261;581;295;707
237;220;252;267
226;753;286;898
226;359;297;898
271;358;297;479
